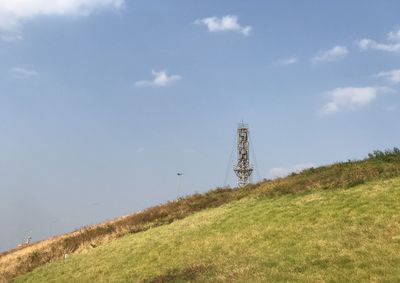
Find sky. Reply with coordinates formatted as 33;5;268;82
1;0;400;251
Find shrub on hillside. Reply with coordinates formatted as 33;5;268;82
367;148;400;162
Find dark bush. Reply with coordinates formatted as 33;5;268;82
367;148;400;162
28;251;41;264
346;179;365;188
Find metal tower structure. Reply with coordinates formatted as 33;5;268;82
234;123;253;187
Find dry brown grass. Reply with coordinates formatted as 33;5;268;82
1;149;400;282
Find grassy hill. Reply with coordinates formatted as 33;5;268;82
15;177;400;282
2;149;400;282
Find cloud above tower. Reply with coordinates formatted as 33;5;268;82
195;15;251;36
135;70;182;88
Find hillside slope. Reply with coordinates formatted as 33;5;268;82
2;149;400;282
15;176;400;282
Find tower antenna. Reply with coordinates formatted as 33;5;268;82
234;122;253;187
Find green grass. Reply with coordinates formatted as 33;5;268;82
15;177;400;282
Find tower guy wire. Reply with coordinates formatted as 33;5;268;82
249;134;261;182
223;132;237;187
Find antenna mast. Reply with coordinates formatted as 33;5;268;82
234;123;253;187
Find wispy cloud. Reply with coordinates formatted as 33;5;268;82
312;45;348;63
376;69;400;85
388;28;400;41
357;28;400;53
135;70;182;88
320;86;390;115
357;38;400;53
11;66;39;78
276;56;297;66
195;15;251;36
269;163;315;179
0;0;124;38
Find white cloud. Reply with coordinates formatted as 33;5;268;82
320;86;390;114
269;163;315;179
0;0;124;35
312;45;348;63
135;70;182;88
357;38;400;53
11;66;39;77
376;69;400;85
276;56;297;65
195;15;251;36
357;28;400;52
388;28;400;41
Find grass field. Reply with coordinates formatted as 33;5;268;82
15;176;400;282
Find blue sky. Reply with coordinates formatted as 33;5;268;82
1;0;400;251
